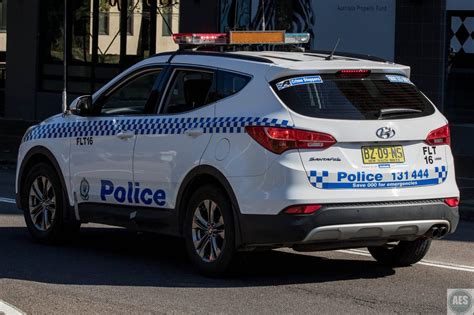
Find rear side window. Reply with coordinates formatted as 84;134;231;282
208;70;251;103
162;69;216;114
272;74;435;120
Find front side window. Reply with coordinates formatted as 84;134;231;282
99;69;161;116
161;69;216;114
272;74;435;120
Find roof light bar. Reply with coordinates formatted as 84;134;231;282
172;33;228;45
285;33;311;44
230;31;285;44
172;31;311;46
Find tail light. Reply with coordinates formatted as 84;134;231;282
425;124;450;146
444;197;459;207
336;69;371;78
245;126;337;154
282;204;322;215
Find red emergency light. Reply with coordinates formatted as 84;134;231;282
172;31;310;46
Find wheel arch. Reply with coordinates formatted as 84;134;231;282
17;146;73;219
176;165;243;247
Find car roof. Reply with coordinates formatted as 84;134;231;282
229;50;388;65
129;50;411;84
94;50;412;100
146;50;399;66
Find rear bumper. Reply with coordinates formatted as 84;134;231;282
238;199;459;247
303;219;449;242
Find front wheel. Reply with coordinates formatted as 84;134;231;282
23;163;80;243
368;238;432;267
183;185;237;277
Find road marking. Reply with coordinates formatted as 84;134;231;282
0;197;15;204
0;300;25;315
337;249;474;273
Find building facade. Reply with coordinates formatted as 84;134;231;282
180;0;474;157
2;0;474;158
4;0;178;120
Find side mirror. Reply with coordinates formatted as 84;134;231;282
69;95;92;116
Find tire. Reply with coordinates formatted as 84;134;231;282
22;162;80;243
368;238;432;267
183;184;237;277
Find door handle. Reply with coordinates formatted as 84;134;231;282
184;128;204;138
116;130;135;140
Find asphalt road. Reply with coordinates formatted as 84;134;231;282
0;167;473;314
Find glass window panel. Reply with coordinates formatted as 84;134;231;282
161;6;172;36
0;0;6;32
162;70;216;114
38;0;175;94
127;9;134;35
41;1;64;63
99;11;110;35
273;75;435;120
217;71;251;99
100;70;161;115
71;0;91;63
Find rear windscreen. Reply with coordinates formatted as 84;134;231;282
272;74;435;120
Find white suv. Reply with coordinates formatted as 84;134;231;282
16;33;459;276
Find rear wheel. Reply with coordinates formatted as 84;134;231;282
368;238;431;267
23;163;80;243
183;185;236;277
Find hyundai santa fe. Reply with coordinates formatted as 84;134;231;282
16;31;459;276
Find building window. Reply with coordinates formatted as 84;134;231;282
99;11;109;35
127;10;133;35
0;0;6;32
162;7;172;36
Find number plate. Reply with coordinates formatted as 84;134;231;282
361;146;405;164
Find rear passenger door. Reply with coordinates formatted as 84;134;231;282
133;67;217;210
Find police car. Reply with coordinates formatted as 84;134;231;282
16;31;459;276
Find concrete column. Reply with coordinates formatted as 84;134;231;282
5;1;40;120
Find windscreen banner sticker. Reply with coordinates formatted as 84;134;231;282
308;166;447;189
276;76;323;90
386;75;412;84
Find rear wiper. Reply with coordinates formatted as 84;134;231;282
378;108;422;119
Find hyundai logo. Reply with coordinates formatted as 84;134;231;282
376;127;396;139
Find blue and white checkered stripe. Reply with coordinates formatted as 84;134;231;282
308;170;329;189
434;166;448;184
23;117;292;142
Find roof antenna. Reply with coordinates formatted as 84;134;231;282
325;38;340;60
261;0;266;31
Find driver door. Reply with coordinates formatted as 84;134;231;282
69;67;163;213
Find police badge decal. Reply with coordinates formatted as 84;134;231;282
80;178;90;201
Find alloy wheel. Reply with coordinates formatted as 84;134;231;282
28;176;57;232
191;199;225;262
